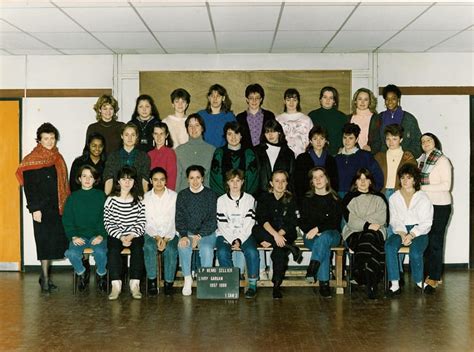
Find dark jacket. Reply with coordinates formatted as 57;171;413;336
128;116;160;153
236;109;276;150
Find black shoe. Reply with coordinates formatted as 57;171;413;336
164;282;173;296
148;278;158;296
82;258;91;285
424;285;436;295
245;287;257;299
319;281;331;298
386;288;401;298
272;280;283;299
306;260;320;282
367;285;377;300
286;244;303;264
39;275;50;293
96;274;107;293
77;273;87;292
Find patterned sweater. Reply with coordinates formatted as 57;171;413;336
104;196;146;238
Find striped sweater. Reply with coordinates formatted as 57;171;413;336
104;196;146;239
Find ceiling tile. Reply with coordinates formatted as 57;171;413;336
272;47;324;53
429;30;474;52
8;49;62;55
0;19;21;32
33;33;107;49
63;7;147;32
135;48;166;54
210;5;281;31
132;1;207;7
93;31;160;49
135;6;210;31
0;32;51;49
0;49;12;55
343;4;428;31
328;30;397;50
166;47;217;54
379;30;460;52
154;31;215;50
407;4;474;31
0;8;84;32
215;31;273;52
0;1;54;8
279;5;356;31
58;2;130;8
61;48;114;55
273;30;335;49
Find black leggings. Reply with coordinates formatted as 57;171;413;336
107;236;145;281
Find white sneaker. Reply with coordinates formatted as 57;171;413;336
129;279;142;300
259;269;269;280
182;276;192;296
108;280;122;301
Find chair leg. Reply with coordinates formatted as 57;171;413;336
73;270;77;295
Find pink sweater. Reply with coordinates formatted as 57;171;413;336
418;154;452;205
148;147;177;190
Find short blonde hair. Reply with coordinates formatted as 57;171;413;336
351;88;377;115
93;95;119;121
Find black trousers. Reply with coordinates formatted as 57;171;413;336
107;236;145;281
425;204;452;281
252;225;297;282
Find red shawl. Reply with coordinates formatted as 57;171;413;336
16;143;70;215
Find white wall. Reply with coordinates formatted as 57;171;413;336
3;52;471;266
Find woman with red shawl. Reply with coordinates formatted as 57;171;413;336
16;123;69;293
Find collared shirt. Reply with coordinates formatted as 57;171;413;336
247;109;264;147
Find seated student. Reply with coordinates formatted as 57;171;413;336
308;86;348;156
385;164;433;297
143;167;178;296
254;119;295;196
210;121;258;197
176;165;217;296
128;94;160;152
148;121;177;190
235;83;276;150
294;125;338;204
342;168;388;299
299;167;342;298
335;123;384;198
104;166;146;301
175;114;215;191
198;84;236;148
63;165;107;292
70;132;107;192
163;88;191;149
276;88;313;157
216;169;259;299
374;124;416;202
252;170;301;299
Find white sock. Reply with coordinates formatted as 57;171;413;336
416;282;425;288
182;275;192;296
129;279;140;291
390;280;399;292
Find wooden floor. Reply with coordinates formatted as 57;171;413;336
0;269;473;352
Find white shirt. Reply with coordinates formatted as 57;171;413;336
389;190;433;237
143;188;177;239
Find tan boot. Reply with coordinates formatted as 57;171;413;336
108;280;122;301
129;279;142;299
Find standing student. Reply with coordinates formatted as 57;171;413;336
163;88;191;149
308;86;348;156
69;132;107;192
235;83;276;150
16;123;69;293
104;166;146;300
63;165;108;292
418;133;452;294
342;168;388;299
128;94;160;152
294;125;338;204
86;95;124;155
368;84;422;158
175;114;215;191
143;167;179;296
216;169;259;299
252;170;301;299
335;123;384;198
299;167;342;298
210;121;258;196
176;165;217;296
349;88;378;152
276;88;313;157
385;164;433;297
148;122;177;190
103;123;150;195
197;84;236;148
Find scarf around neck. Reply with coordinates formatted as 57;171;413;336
419;148;443;185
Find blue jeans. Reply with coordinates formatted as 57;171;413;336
385;226;428;283
216;236;259;279
143;235;178;283
303;230;341;281
65;237;107;276
178;233;216;277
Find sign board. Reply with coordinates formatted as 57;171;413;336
196;267;240;299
